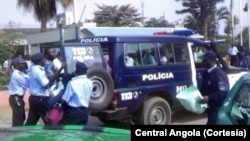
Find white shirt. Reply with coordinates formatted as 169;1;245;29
228;46;238;55
53;58;64;74
160;56;168;64
62;75;93;108
125;56;134;66
194;50;203;62
26;60;32;72
8;69;29;96
29;64;50;96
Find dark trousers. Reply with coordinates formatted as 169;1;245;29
9;95;25;126
25;95;51;125
206;108;219;125
230;55;238;66
61;105;89;125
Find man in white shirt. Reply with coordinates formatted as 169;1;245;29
228;44;239;66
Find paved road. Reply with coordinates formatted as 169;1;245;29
0;90;206;128
0;106;207;128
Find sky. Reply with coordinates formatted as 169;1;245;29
0;0;248;35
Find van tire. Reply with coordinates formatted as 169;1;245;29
87;68;114;112
139;97;171;125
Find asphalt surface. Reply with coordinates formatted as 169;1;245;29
0;90;207;128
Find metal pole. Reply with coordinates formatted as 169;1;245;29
240;0;243;46
59;20;64;44
73;0;79;23
231;1;235;44
75;25;80;41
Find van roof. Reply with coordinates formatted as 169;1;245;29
83;27;197;36
80;35;209;46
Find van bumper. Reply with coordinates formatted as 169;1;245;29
91;107;128;120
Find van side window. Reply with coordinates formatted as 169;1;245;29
124;43;138;67
124;43;157;67
191;45;205;68
192;46;204;63
158;45;168;64
101;43;113;73
140;43;157;65
159;42;188;64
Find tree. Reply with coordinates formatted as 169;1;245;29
0;30;20;66
17;0;73;32
236;27;248;50
0;42;12;66
94;4;144;27
183;15;198;31
207;6;231;40
144;17;170;27
224;15;239;42
175;0;225;39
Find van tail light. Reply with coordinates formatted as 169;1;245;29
153;32;168;35
111;90;118;109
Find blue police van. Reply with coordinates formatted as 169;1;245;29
41;29;248;125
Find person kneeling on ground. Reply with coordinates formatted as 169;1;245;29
60;61;93;125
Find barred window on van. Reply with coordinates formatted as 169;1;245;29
158;42;189;64
124;43;158;67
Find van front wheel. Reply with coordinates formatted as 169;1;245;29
139;97;171;125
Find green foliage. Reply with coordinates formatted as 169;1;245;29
207;7;231;40
144;17;169;27
214;35;231;57
224;15;239;37
0;75;10;86
17;0;73;32
235;27;249;52
0;31;24;65
0;42;12;65
94;4;143;27
175;0;228;39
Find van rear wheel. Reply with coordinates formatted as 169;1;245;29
138;97;171;125
87;68;114;112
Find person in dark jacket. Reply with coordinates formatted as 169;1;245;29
199;51;230;125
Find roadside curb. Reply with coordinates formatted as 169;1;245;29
0;90;30;107
0;86;7;91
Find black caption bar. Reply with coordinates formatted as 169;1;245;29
131;125;250;140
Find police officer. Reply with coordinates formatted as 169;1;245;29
25;53;53;125
228;44;239;66
8;57;29;126
199;51;229;125
60;61;93;125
